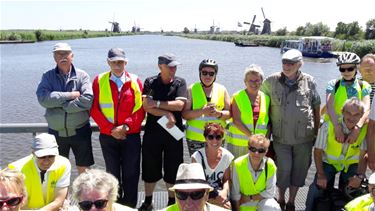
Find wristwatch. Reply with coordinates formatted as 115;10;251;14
122;124;130;132
156;100;161;108
354;173;365;180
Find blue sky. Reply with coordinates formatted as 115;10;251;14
1;0;374;32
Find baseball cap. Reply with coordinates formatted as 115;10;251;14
107;48;127;62
32;133;59;157
53;43;72;52
158;53;181;67
282;49;303;63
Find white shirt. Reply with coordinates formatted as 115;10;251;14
192;147;234;189
370;101;375;120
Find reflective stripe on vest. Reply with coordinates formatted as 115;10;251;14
344;193;372;211
8;155;67;209
234;155;276;211
98;71;142;123
324;80;364;121
185;82;227;142
325;121;368;172
226;90;270;147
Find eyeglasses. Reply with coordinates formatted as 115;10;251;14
36;155;55;160
206;134;222;140
247;79;262;84
175;190;206;200
248;146;267;153
339;67;356;72
0;196;23;208
201;71;215;77
282;60;298;65
78;199;108;210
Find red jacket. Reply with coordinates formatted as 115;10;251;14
90;71;145;135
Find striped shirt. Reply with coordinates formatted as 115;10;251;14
314;121;366;164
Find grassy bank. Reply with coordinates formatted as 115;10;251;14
0;30;133;42
180;34;375;57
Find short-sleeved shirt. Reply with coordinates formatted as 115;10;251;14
191;147;234;189
326;79;371;98
142;74;187;130
315;121;367;164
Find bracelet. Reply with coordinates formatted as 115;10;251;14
355;124;361;129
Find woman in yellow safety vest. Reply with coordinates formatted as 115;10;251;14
226;64;271;158
183;59;231;156
325;52;371;144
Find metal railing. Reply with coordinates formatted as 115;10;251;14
0;123;100;136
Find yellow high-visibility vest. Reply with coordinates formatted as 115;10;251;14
344;193;373;211
8;155;68;209
98;71;142;123
234;154;276;211
325;122;367;172
185;82;226;142
226;90;270;147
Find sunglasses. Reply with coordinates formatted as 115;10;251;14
36;155;55;160
206;134;222;140
339;67;356;72
175;190;206;200
201;71;215;77
248;146;267;154
78;199;108;210
0;196;23;208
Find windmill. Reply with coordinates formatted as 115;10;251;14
261;7;271;34
109;21;120;33
131;21;140;33
243;15;260;34
209;20;216;34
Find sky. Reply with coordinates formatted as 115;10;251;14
1;0;374;32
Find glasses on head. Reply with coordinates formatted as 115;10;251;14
175;190;206;200
78;199;108;210
36;155;55;160
0;196;23;208
339;67;356;72
282;60;298;65
206;134;223;140
201;71;215;77
248;146;267;154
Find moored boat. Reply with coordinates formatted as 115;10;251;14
234;40;259;47
281;36;336;58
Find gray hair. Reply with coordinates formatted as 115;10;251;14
0;168;27;197
72;169;118;202
244;64;265;81
342;97;365;115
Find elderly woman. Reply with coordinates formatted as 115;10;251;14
191;122;234;209
71;169;135;211
226;64;271;158
183;59;231;156
0;168;27;211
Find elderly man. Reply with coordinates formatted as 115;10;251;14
261;49;321;211
36;42;94;174
344;172;375;210
139;53;187;210
305;98;368;211
90;48;144;208
161;163;228;211
231;134;280;211
8;133;71;210
360;53;375;103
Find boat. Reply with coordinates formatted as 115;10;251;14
280;36;336;58
234;41;259;47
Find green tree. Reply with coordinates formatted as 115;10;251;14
365;18;375;39
304;22;330;36
334;21;363;40
183;27;190;34
295;26;305;36
275;27;288;36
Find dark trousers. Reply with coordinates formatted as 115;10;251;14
99;133;141;208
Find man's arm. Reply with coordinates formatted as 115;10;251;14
39;187;68;211
36;72;74;108
62;72;93;113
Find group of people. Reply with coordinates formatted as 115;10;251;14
1;41;375;211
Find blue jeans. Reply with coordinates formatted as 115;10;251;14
305;162;358;211
99;133;141;208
